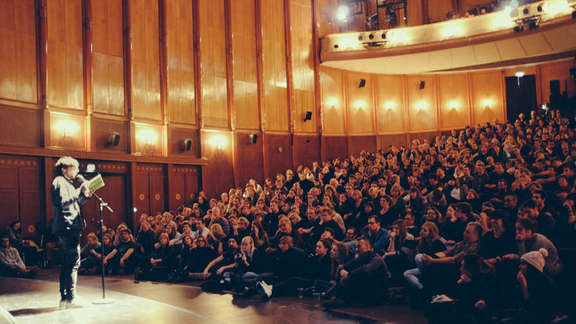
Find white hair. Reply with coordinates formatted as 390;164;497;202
55;156;79;170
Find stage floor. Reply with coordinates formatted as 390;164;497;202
0;271;425;324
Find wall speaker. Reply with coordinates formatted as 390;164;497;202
304;110;312;121
182;138;193;151
570;67;575;80
108;132;120;146
359;79;366;88
249;133;258;144
419;80;426;89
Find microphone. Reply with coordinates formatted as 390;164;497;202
76;174;88;184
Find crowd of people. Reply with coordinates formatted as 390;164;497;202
2;108;575;323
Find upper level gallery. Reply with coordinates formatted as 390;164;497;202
320;0;576;73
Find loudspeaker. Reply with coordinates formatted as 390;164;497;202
304;110;312;121
419;80;426;89
107;132;120;146
249;133;258;144
182;138;193;151
570;67;575;80
359;79;366;88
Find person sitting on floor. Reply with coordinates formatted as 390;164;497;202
0;235;36;278
79;232;101;275
103;228;138;275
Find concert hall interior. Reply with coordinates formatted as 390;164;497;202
1;0;576;323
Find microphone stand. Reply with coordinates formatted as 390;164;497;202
92;189;114;305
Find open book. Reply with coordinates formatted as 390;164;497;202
86;174;105;192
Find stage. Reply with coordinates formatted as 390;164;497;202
0;271;425;323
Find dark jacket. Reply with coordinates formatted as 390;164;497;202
50;176;90;235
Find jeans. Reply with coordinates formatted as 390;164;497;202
403;253;425;290
58;233;81;300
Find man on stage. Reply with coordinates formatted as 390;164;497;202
51;156;93;307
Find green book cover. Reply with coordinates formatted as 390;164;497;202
87;174;105;192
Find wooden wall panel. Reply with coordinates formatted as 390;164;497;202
91;118;130;153
168;126;200;157
133;123;163;156
347;72;373;134
293;134;320;168
82;170;127;234
406;0;424;26
316;0;338;37
91;0;125;116
198;0;228;128
374;75;405;133
265;134;292;177
380;134;407;150
130;0;162;121
48;112;86;149
323;136;347;161
230;0;259;130
319;67;345;134
471;70;504;125
0;0;37;104
540;60;576;104
166;0;196;125
428;0;453;23
134;164;166;218
0;156;42;234
260;0;289;132
291;0;316;134
438;73;469;130
349;135;377;157
235;132;264;186
407;75;437;131
169;166;199;210
0;106;42;147
46;0;84;110
201;131;234;196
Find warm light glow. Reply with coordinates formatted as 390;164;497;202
415;101;427;111
384;101;396;110
543;0;571;17
387;29;411;45
335;5;350;23
338;36;361;50
136;128;158;145
326;97;339;108
354;100;367;110
515;71;525;78
448;100;460;110
482;98;494;108
54;119;80;137
441;22;464;39
209;135;227;150
492;9;515;29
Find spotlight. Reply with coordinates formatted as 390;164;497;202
335;5;350;23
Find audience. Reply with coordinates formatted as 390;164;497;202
3;108;576;322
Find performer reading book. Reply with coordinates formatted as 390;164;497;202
51;156;93;307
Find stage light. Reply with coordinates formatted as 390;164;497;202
54;118;80;138
448;100;460;110
515;71;525;78
209;134;227;150
492;9;515;29
482;98;494;109
384;101;396;110
335;5;350;23
354;100;367;110
326;98;338;109
86;163;96;173
136;128;158;145
415;101;427;111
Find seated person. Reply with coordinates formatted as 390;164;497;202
79;232;101;274
365;216;390;255
0;235;36;278
515;218;562;277
419;222;483;294
328;238;390;306
103;228;138;275
136;232;174;281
